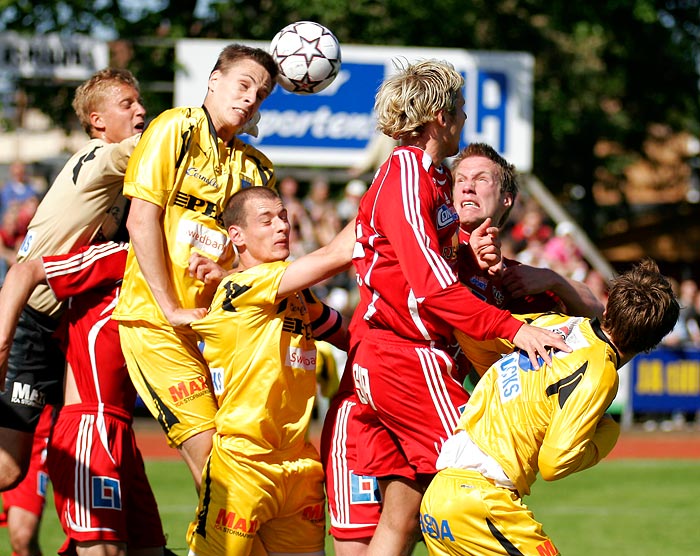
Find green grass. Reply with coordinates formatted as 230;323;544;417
3;459;699;555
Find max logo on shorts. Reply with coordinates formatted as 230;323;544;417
168;376;210;406
302;503;324;523
11;382;45;408
420;512;455;541
537;539;559;556
215;509;258;537
92;477;122;510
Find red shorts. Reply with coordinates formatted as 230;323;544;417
321;390;381;540
47;404;166;554
1;404;55;516
351;330;469;479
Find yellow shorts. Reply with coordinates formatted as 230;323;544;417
118;321;217;447
420;469;560;556
187;435;326;556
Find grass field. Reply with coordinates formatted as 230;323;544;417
3;458;699;555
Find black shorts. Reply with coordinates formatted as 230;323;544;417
0;305;65;432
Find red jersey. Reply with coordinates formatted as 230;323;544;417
43;242;133;410
457;230;560;314
353;145;521;346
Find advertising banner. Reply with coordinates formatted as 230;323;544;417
175;39;534;171
629;347;700;413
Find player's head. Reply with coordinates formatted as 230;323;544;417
374;59;465;154
205;44;278;143
452;142;518;231
602;258;679;356
222;187;290;267
72;68;145;142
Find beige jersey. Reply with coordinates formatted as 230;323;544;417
17;136;137;317
113;106;276;325
191;261;340;459
454;313;621;496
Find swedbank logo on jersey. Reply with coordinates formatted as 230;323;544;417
176;220;228;258
286;347;317;372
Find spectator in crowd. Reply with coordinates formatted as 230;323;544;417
1;162;39;221
303;175;340;247
337;178;367;228
278;175;315;258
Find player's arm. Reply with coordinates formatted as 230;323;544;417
276;219;355;299
0;259;47;389
126;198;207;326
502;264;604;319
379;160;569;367
539;365;620;481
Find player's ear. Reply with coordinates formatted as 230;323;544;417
436;109;447;127
90;111;105;135
503;192;514;210
208;70;221;94
228;224;245;248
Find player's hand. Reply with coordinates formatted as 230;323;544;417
502;265;551;298
512;323;572;369
189;253;227;285
164;307;208;327
469;218;502;276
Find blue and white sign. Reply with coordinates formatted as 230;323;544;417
175;39;533;171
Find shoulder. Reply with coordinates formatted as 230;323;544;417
147;106;206;134
232;138;275;186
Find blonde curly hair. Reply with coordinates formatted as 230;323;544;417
374;59;464;141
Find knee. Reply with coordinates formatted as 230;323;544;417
0;460;27;491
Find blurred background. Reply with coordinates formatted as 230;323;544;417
1;0;700;427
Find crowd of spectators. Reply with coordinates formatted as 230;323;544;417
0;161;41;285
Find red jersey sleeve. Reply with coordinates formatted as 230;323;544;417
42;242;128;302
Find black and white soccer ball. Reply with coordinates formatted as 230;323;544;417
270;21;341;95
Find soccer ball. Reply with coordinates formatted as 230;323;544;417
270;21;341;95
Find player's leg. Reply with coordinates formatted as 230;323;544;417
5;506;42;556
177;429;215;490
259;443;325;556
0;309;65;491
367;477;423;556
118;322;217;491
320;392;380;555
187;437;266;556
420;469;559;556
352;333;468;556
1;404;53;556
0;430;33;491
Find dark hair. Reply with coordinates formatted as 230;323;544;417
222;187;280;228
451;142;518;227
212;44;279;84
603;258;680;354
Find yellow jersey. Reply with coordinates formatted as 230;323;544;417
191;261;342;459
113;106;275;324
454;313;621;496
